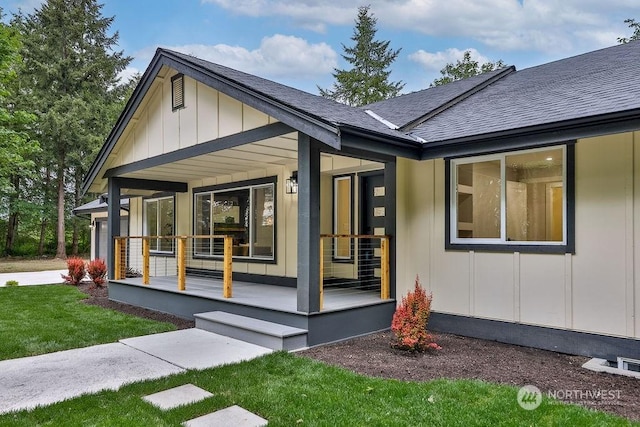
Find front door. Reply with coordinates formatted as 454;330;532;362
359;172;385;288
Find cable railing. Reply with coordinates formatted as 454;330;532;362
113;235;233;297
319;234;390;309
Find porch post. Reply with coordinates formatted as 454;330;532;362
107;177;121;280
384;160;397;299
297;133;321;313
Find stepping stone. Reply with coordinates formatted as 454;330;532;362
183;405;268;427
143;384;213;410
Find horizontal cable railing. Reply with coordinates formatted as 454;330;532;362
113;235;233;297
319;234;390;309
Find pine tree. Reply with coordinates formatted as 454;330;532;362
14;0;131;258
319;5;404;106
431;50;505;87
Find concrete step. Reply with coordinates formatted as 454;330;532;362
194;311;308;351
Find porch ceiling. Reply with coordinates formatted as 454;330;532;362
118;133;301;183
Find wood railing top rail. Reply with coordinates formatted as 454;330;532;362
115;235;234;239
320;234;390;239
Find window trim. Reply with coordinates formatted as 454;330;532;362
143;195;176;255
445;143;575;254
332;174;354;262
192;176;277;263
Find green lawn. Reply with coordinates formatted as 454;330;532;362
0;285;175;360
0;352;634;426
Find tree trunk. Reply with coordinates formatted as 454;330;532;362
4;176;20;255
38;168;51;256
71;171;81;255
55;161;66;259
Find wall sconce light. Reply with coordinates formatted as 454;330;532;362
286;171;298;194
89;220;96;230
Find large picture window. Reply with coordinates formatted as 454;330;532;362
194;179;275;260
448;145;574;252
144;196;174;253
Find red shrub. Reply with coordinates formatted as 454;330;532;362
87;258;107;286
61;257;86;286
391;276;441;352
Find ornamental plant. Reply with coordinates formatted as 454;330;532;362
61;257;86;286
391;276;441;352
86;259;107;286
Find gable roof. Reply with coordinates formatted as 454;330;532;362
364;66;515;130
409;40;640;147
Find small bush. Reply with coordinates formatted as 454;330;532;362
391;276;441;352
86;259;107;286
61;257;86;286
5;280;19;287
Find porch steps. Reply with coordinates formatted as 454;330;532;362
194;311;308;351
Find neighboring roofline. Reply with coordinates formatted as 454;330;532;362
420;108;640;159
400;66;516;132
72;198;130;216
81;48;343;196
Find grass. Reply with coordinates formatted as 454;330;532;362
0;257;70;273
0;285;176;360
0;352;635;426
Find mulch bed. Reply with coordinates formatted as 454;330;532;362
75;283;638;421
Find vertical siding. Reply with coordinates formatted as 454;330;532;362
396;132;639;339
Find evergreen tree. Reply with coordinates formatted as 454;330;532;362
431;50;505;87
14;0;131;258
0;10;39;255
319;5;404;106
618;18;640;43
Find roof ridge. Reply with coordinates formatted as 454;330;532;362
400;66;516;132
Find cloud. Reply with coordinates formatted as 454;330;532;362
136;34;337;80
203;0;640;54
409;48;491;72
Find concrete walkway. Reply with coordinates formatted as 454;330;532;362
0;269;66;286
0;329;272;414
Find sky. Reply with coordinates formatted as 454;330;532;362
4;0;640;94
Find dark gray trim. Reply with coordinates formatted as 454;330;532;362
341;127;421;160
104;122;293;178
192;176;278;263
193;175;277;194
113;177;187;193
400;66;516;132
185;267;297;287
106;178;121;279
383;161;397;299
429;312;640;361
421;110;640;160
297;134;321;313
444;142;575;254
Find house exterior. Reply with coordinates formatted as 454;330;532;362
82;41;640;358
73;195;129;261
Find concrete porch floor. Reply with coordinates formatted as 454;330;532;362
112;275;387;313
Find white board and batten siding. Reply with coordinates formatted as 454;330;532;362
396;131;640;340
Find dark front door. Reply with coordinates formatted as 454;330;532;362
359;172;385;288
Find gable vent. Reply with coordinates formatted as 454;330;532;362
171;73;185;110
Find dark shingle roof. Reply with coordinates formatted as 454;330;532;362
364;67;513;130
410;40;640;144
166;50;418;143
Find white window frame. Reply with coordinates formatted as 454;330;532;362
450;145;567;246
193;182;275;260
143;195;175;254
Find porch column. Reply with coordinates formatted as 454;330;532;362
384;160;397;299
297;133;321;313
107;177;121;280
